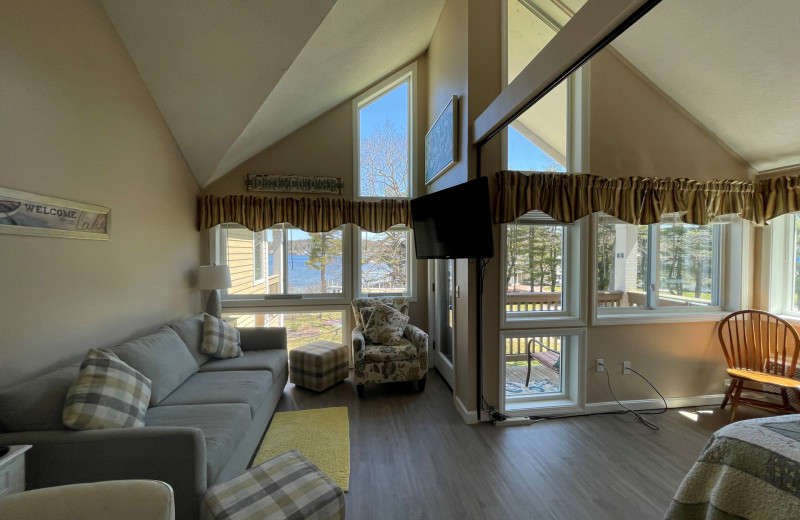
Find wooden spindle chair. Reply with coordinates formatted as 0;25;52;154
718;310;800;422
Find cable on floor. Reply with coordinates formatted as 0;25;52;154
527;362;668;430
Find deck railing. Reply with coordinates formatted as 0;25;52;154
505;290;624;313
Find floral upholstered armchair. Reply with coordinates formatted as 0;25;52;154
351;296;428;398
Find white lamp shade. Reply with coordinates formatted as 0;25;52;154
198;265;232;290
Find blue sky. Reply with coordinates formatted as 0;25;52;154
360;82;409;139
507;127;565;171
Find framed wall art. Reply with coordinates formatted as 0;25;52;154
425;95;458;184
0;187;109;240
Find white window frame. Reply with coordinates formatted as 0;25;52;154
500;216;587;328
252;230;266;285
352;62;416;201
592;215;751;325
354;225;416;300
768;213;800;317
498;328;586;417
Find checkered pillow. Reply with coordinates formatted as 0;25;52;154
201;314;243;359
203;449;344;520
63;349;152;430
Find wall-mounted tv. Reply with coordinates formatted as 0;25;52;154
410;177;494;259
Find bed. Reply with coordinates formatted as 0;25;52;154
665;414;800;519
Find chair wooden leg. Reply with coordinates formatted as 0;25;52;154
781;388;791;412
721;378;735;409
357;384;365;398
418;374;427;392
729;379;744;423
720;378;739;410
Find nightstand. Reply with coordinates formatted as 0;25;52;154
0;445;32;498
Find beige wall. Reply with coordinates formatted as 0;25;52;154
203;59;430;328
0;0;200;389
589;49;753;182
427;0;471;408
426;0;503;414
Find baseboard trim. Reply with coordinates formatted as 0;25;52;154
454;394;480;424
585;394;725;414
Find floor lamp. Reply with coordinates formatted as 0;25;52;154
198;264;231;319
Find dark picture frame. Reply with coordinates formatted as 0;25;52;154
425;95;458;184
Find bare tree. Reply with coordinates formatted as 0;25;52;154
360;119;409;197
358;119;410;292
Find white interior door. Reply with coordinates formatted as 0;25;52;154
433;259;455;389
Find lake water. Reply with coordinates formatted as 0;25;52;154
269;254;397;292
270;254;343;292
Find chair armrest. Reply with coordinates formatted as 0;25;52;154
237;327;287;352
404;324;428;374
0;479;175;520
0;427;204;520
352;328;366;365
527;338;558;355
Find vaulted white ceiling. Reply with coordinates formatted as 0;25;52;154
612;0;800;173
100;0;445;188
100;0;799;188
518;0;800;175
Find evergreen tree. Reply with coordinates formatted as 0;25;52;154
305;230;342;293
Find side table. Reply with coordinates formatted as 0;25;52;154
0;445;32;498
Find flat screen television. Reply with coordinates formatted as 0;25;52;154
410;177;494;259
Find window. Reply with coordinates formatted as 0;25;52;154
223;310;344;353
354;64;414;199
500;328;586;415
595;214;722;312
220;224;346;298
768;213;800;316
358;226;412;296
352;63;416;298
504;213;567;315
791;215;800;312
253;230;265;284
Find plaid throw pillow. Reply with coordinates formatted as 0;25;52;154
63;349;152;430
201;314;243;359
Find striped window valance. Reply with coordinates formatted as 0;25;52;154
199;195;413;233
494;170;776;226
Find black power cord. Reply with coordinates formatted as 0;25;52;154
528;362;668;430
600;363;667;430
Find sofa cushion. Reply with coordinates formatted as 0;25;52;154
104;327;199;406
201;315;243;359
63;349;151;430
156;371;272;418
198;350;287;376
364;340;417;363
167;313;212;366
145;403;252;485
0;364;80;432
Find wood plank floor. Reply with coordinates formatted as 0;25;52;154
271;369;773;520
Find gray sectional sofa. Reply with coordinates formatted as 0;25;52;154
0;313;288;520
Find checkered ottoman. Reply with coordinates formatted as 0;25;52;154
290;341;349;392
202;449;345;520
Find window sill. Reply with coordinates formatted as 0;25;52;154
591;310;727;326
502;315;586;330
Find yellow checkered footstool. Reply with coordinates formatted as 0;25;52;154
202;449;345;520
290;341;349;392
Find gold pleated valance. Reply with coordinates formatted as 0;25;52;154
494;170;800;226
199;195;413;233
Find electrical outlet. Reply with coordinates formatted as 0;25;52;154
596;359;604;372
623;361;631;375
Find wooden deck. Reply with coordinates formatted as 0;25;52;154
506;363;561;395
